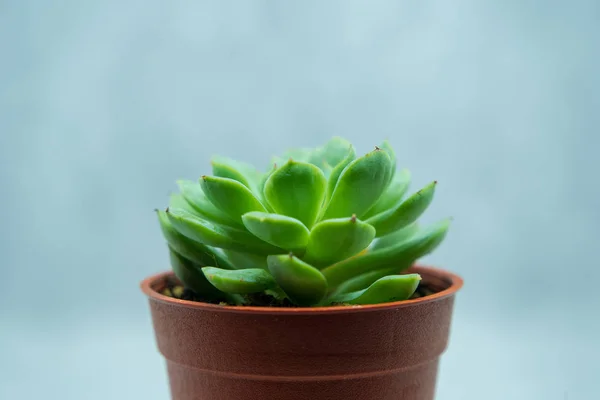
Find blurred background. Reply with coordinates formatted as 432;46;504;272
1;1;599;399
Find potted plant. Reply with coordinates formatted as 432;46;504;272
141;136;463;400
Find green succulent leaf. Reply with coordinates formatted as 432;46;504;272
363;169;411;219
329;267;399;296
202;267;277;294
156;210;234;269
320;164;333;180
255;164;277;210
267;254;328;306
166;208;234;248
322;218;451;287
211;156;258;189
304;216;376;268
369;222;420;252
322;136;354;167
379;139;397;184
166;208;281;255
323;144;356;206
281;146;329;171
169;193;203;218
200;175;267;224
322;147;393;220
220;249;268;270
177;180;239;227
367;181;437;237
329;274;421;305
263;160;327;229
307;147;329;172
168;248;225;297
282;147;314;163
242;212;310;252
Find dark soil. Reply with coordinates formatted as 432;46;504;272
161;275;440;307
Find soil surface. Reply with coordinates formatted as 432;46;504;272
160;275;439;307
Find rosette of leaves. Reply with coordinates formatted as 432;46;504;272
156;137;450;307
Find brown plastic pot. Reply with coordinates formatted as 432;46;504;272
141;265;463;400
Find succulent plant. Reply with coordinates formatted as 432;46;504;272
156;137;450;307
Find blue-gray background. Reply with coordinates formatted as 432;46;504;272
1;1;598;399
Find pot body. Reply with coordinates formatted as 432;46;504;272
142;266;462;400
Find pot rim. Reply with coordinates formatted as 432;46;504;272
140;264;463;315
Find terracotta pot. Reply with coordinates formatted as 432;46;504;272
141;265;463;400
